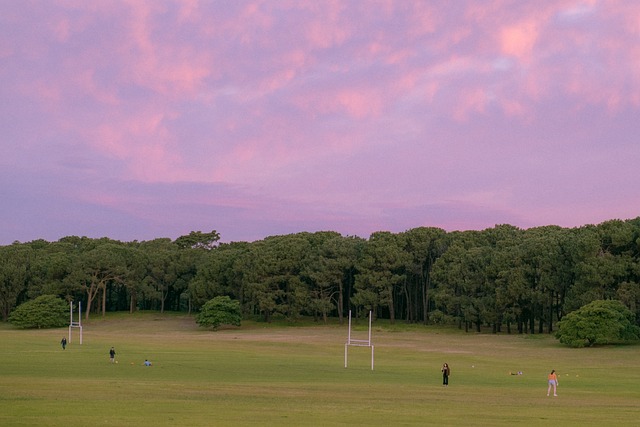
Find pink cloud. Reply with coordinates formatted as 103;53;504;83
110;1;214;97
74;69;120;105
499;20;541;64
406;1;438;38
84;109;185;183
300;0;350;49
3;0;640;244
452;88;488;121
175;0;201;24
291;84;384;119
336;89;384;119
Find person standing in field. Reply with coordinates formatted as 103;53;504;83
109;347;116;363
547;369;558;396
442;363;450;386
61;337;67;350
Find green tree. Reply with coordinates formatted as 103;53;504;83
174;230;220;250
617;281;640;323
190;242;250;308
303;233;362;324
65;241;127;319
401;227;447;324
244;234;312;321
432;241;493;332
195;296;241;329
140;239;179;313
518;226;568;334
0;244;32;321
555;300;640;347
27;243;76;299
354;232;409;323
118;243;151;313
9;294;68;328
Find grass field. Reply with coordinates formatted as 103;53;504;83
1;312;639;426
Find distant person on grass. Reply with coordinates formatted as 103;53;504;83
109;347;116;363
144;359;152;366
442;363;450;386
60;337;67;350
547;370;558;396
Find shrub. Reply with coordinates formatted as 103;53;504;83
555;299;640;348
196;296;241;330
9;295;69;329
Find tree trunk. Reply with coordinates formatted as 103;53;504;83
85;282;100;320
404;279;411;322
102;285;107;316
160;286;167;313
529;309;535;334
387;288;395;324
423;274;431;325
548;290;554;333
129;291;136;313
338;280;344;325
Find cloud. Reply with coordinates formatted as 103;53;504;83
499;20;541;63
2;0;640;244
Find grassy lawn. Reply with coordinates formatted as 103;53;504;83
1;312;639;426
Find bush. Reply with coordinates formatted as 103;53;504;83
195;296;241;330
428;310;454;325
555;300;640;348
9;295;69;329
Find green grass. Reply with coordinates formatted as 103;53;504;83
1;312;639;426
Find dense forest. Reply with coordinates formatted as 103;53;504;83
1;218;639;334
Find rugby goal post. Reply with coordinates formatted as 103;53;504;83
344;310;374;370
68;301;83;345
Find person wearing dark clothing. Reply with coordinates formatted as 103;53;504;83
109;347;116;363
442;363;450;386
61;337;67;350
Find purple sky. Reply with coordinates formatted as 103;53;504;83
2;1;639;245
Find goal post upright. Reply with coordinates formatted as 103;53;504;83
344;310;374;370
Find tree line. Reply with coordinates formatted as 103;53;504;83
1;219;639;333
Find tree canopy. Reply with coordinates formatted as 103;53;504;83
1;220;640;337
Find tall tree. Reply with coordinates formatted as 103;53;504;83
354;232;409;323
65;241;127;319
140;239;179;313
174;230;220;250
244;234;311;321
401;227;448;324
300;232;349;323
0;244;32;321
190;242;250;307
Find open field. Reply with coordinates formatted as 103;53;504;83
1;313;639;426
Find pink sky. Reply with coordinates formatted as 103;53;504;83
2;0;639;244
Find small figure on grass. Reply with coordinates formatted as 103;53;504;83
60;337;67;350
442;363;450;387
144;359;152;367
547;370;559;396
109;347;116;363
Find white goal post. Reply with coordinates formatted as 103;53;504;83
344;310;374;370
68;301;83;345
